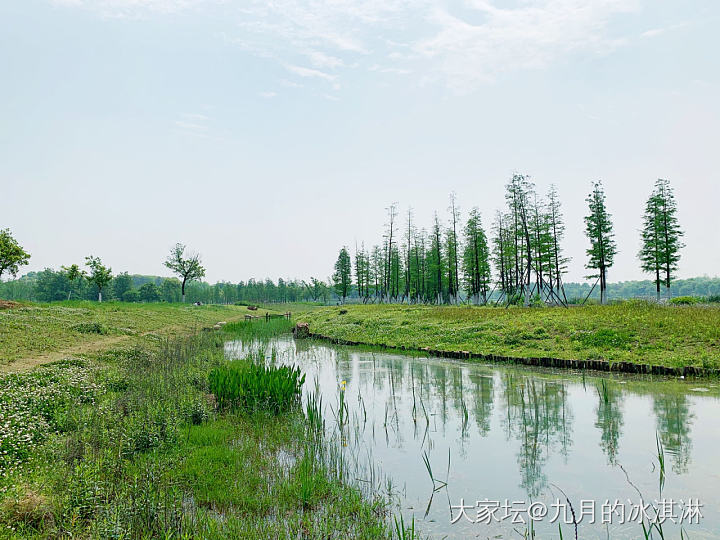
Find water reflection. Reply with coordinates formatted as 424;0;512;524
595;381;624;465
501;375;574;497
226;338;720;539
653;393;694;474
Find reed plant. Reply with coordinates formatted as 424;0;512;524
209;360;305;414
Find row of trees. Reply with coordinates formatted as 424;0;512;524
332;177;684;304
0;180;688;306
0;230;337;304
5;265;719;305
0;268;337;305
0;241;208;303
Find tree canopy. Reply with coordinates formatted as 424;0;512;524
332;247;352;303
0;228;30;281
164;243;206;302
639;178;684;299
584;181;617;304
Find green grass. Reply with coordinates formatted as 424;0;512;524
0;316;398;539
298;302;720;370
0;301;281;366
209;361;305;413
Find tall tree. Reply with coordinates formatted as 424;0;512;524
639;179;684;299
354;243;369;302
462;208;491;304
333;247;352;303
546;185;569;296
370;245;384;301
496;174;534;303
164;243;206;303
0;228;30;281
427;214;445;303
404;208;414;302
447;193;461;303
85;256;113;302
492;211;511;298
388;242;402;301
383;204;398;301
584;181;617;304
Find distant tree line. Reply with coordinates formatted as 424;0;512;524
4;268;719;305
0;177;696;306
331;176;685;305
0;269;333;305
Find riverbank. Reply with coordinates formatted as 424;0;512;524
0;319;400;538
0;301;284;371
298;303;720;375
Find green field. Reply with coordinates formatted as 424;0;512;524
299;302;720;371
0;301;281;368
0;317;397;538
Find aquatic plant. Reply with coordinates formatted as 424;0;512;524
209;361;305;414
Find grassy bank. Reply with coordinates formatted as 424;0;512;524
0;319;399;538
299;303;720;371
0;301;282;369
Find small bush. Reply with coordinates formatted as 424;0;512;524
706;294;720;303
209;362;305;414
71;322;108;334
121;290;140;303
669;296;699;305
572;328;632;348
0;487;54;529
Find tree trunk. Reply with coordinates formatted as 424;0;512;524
98;291;102;303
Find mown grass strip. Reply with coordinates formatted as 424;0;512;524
299;302;720;373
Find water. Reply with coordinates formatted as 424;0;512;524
226;336;720;539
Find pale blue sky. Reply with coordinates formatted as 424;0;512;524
2;0;719;284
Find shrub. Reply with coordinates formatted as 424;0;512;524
122;290;140;303
209;361;305;414
71;322;107;334
707;294;720;303
669;296;699;305
572;328;632;348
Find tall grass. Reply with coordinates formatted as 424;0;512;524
222;318;294;339
209;360;305;414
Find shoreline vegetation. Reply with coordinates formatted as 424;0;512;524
0;317;403;538
298;303;720;376
1;300;718;538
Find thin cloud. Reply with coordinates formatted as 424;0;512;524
306;50;345;69
174;112;212;137
285;64;337;82
54;0;646;92
641;23;688;39
416;0;640;91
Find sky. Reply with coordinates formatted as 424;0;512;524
2;0;719;285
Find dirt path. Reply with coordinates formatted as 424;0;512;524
1;316;247;374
